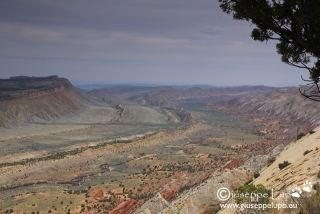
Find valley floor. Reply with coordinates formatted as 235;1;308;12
0;101;278;213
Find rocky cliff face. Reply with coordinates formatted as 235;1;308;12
0;76;90;128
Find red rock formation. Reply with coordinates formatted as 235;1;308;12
109;199;140;214
161;188;177;201
224;159;242;170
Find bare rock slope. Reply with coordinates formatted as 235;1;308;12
254;127;320;197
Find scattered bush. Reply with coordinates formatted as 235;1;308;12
303;149;313;156
212;206;221;214
267;156;276;166
318;171;320;179
297;132;305;140
244;178;253;185
278;161;291;170
309;130;315;134
253;172;260;179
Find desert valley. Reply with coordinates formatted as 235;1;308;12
0;75;319;214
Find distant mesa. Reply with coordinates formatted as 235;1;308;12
0;75;71;99
0;75;90;128
8;75;59;80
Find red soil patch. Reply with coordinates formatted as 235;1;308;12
112;188;124;195
89;188;104;199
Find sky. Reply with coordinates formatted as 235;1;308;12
0;0;310;86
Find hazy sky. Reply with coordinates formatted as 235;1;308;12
0;0;309;86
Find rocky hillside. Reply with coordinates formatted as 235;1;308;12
225;87;320;126
132;142;285;214
0;76;93;128
133;168;252;214
133;128;320;214
202;87;320;148
218;127;320;214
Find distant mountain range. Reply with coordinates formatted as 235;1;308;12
0;76;306;129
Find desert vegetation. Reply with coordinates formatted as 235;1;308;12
278;161;291;170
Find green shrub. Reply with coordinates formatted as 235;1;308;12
244;178;253;185
303;149;313;155
297;132;305;140
236;184;270;206
278;161;291;170
318;171;320;179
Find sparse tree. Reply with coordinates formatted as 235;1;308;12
218;0;320;100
